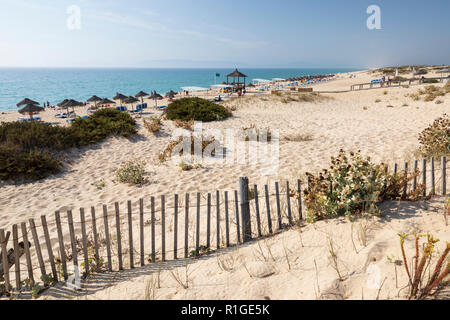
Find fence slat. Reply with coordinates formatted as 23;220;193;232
12;225;20;289
234;190;241;243
139;199;144;266
403;162;408;198
216;190;221;249
0;229;10;293
41;215;58;282
413;160;418;192
67;210;79;281
240;177;252;242
264;185;273;234
196;193;201;250
114;202;123;271
224;191;230;247
206;193;211;248
103;205;112;272
254;185;262;237
174;194;178;260
79;208;89;277
20;222;34;284
90;207;100;269
443;156;447;196
394;163;398;175
29;218;46;280
275;182;282;230
431;157;435;195
184;193;189;259
422;159;427;197
55;211;68;280
297;180;303;222
286;181;293;225
161;195;166;262
128;200;134;268
151;197;156;262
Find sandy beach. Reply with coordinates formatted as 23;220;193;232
1;68;449;300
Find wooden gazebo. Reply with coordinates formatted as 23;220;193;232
226;69;247;90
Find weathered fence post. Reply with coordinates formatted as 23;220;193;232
55;211;68;280
184;193;189;259
206;193;211;248
20;222;34;284
12;225;21;290
422;159;427;197
173;194;179;260
403;162;408;198
114;202;123;271
442;156;447;195
0;229;10;293
275;182;282;230
90;207;100;269
161;195;166;262
102;205;112;272
224;191;230;247
151;197;156;262
297;180;303;222
139;199;144;266
29;218;46;281
413;160;418;192
127;200;134;268
67;210;80;282
234;190;241;243
196;193;201;251
216;190;221;249
41;215;58;282
430;157;435;195
239;177;252;242
253;185;262;237
264;185;273;234
79;209;89;277
286;181;293;225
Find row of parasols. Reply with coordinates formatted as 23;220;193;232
15;90;178;120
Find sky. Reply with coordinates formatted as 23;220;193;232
0;0;449;68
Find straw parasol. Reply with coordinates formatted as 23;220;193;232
149;91;163;108
99;98;115;107
226;69;247;89
16;98;39;107
135;91;149;104
61;99;83;116
124;96;139;111
18;104;44;120
113;92;128;105
87;95;102;107
166;90;177;101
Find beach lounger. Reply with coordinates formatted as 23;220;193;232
66;118;75;123
55;113;68;118
156;105;167;110
116;106;127;112
19;117;41;122
81;115;88;119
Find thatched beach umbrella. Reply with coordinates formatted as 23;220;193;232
99;98;115;107
135;91;149;104
61;99;83;116
113;92;128;105
18;104;44;120
124;96;139;111
166;90;177;101
87;95;102;107
16;98;39;107
149;91;163;108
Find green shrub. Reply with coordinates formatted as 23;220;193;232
418;114;450;157
114;160;147;185
166;97;230;122
303;150;423;222
0;109;137;181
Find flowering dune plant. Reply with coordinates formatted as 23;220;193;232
303;150;423;222
418;114;450;157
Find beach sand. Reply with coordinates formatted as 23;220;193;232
1;69;449;300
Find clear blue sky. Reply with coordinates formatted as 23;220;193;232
0;0;449;68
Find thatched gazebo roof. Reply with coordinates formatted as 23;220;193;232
227;69;247;78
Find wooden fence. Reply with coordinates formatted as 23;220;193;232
350;76;448;91
0;156;447;296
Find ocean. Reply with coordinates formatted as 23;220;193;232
0;67;359;111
